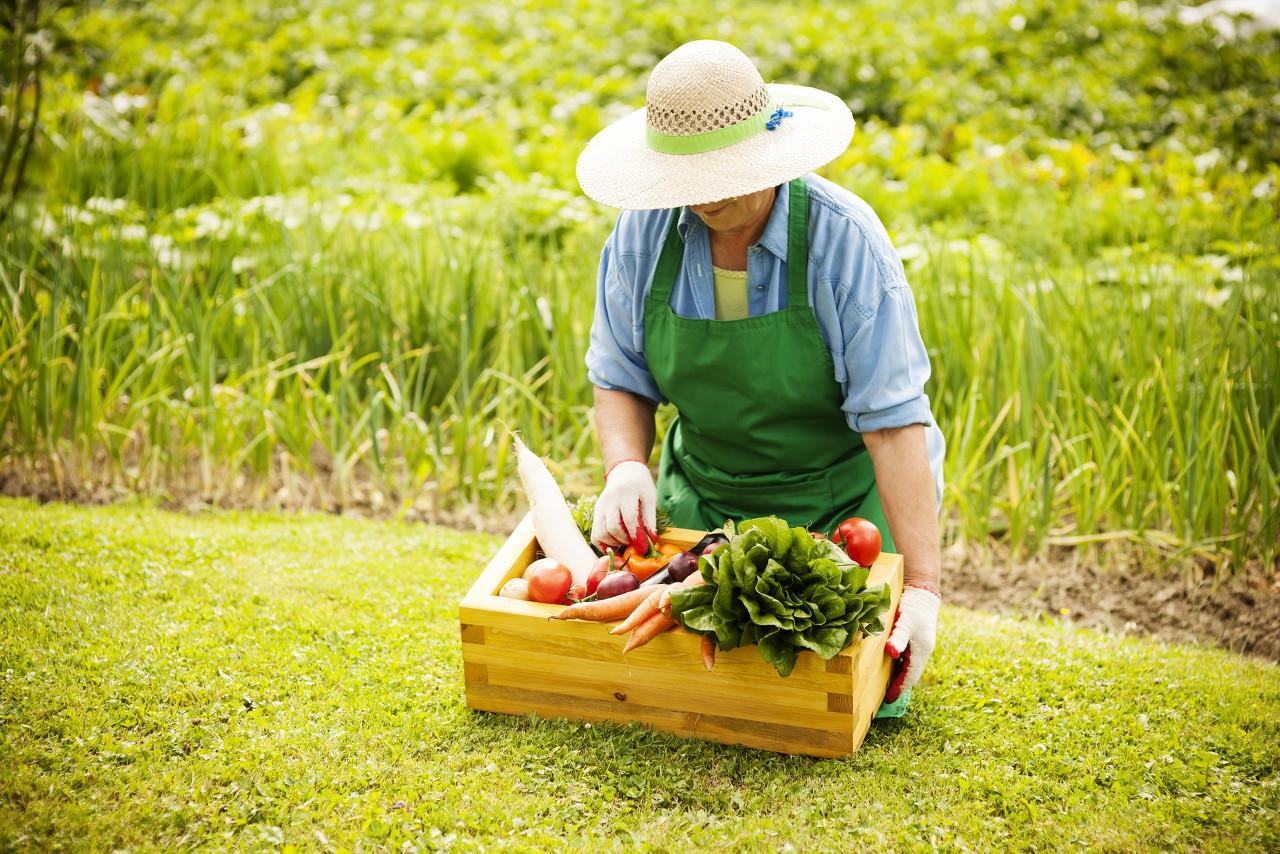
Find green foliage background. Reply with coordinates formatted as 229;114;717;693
2;0;1278;569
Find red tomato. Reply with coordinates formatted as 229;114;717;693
832;517;882;567
525;558;573;604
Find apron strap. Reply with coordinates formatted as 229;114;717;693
650;210;683;305
786;178;809;308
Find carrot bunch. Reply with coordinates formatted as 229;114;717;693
552;573;708;657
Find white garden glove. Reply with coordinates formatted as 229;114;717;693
592;459;659;553
883;585;942;704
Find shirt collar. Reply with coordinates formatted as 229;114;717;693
675;183;790;261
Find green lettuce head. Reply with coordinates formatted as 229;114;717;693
669;516;891;677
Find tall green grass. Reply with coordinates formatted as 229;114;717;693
2;149;1275;571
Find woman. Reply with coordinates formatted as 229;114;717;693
576;41;942;716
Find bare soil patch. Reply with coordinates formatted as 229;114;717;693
943;546;1280;662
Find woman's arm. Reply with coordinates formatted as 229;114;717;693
594;386;658;471
862;423;941;592
591;386;660;549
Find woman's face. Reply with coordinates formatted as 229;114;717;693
689;186;775;233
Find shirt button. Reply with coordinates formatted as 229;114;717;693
750;246;761;254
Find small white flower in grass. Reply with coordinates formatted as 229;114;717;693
86;196;128;215
1108;144;1140;163
231;255;256;275
1010;14;1026;30
156;246;184;269
1195;287;1232;309
536;296;553;332
121;225;147;242
1193;150;1221;174
194;210;230;239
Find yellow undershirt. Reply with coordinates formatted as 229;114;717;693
712;265;749;321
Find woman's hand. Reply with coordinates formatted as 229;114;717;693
883;585;941;703
592;459;659;552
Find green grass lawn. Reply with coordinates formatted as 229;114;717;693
2;497;1277;851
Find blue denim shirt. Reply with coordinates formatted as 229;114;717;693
586;173;945;500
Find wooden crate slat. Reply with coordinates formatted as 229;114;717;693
464;626;854;692
482;663;850;732
467;652;852;731
459;601;860;677
466;681;854;758
463;513;537;600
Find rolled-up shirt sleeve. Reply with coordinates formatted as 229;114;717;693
585;225;666;404
841;282;935;434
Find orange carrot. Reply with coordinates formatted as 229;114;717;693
700;634;716;671
659;571;706;617
551;587;653;622
622;612;676;653
608;585;669;635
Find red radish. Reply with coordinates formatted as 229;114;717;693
586;553;612;594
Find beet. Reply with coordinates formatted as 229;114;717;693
665;551;700;583
595;569;640;599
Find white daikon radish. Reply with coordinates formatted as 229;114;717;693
512;435;596;585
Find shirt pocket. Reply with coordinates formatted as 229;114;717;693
615;250;652;354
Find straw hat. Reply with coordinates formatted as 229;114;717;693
576;40;855;210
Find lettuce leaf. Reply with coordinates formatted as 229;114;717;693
670;516;892;678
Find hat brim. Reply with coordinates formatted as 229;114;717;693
576;84;854;210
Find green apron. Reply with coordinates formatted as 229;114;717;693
645;179;894;548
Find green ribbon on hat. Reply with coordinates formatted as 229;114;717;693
645;91;833;156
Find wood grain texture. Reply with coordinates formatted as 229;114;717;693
459;521;904;758
466;681;855;758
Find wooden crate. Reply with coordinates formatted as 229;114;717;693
458;514;904;758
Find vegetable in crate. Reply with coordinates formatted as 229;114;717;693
669;516;891;677
513;436;596;585
571;494;673;558
832;516;882;567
